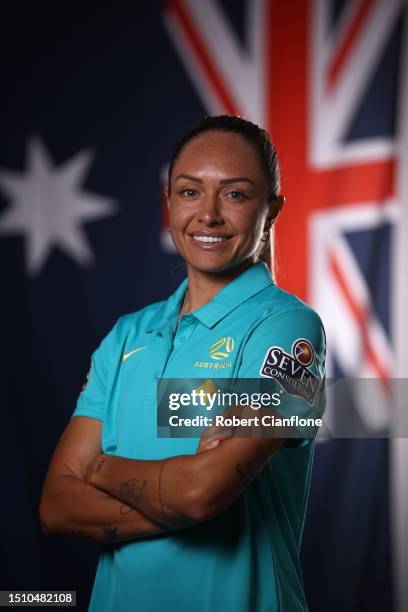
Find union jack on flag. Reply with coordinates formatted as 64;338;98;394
161;1;408;610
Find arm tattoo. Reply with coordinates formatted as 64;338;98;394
72;526;120;543
95;458;106;473
119;478;147;505
71;529;93;540
101;524;119;541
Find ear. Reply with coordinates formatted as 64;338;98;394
163;184;170;210
265;195;285;229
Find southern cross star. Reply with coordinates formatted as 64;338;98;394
0;136;118;276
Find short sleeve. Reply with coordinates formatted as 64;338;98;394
71;322;118;422
238;307;326;448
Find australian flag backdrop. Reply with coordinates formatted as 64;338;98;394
1;2;407;611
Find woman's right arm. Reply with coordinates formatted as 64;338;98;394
38;416;169;544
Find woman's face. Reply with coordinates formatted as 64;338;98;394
166;130;277;275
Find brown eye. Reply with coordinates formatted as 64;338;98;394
180;188;198;198
227;191;246;201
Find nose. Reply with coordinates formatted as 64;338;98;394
197;192;224;226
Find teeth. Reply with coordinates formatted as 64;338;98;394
192;235;228;243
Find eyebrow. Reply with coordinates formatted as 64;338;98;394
174;173;255;186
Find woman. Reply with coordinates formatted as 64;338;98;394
39;115;326;611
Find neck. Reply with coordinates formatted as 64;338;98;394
180;258;255;314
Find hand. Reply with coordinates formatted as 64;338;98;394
196;403;251;454
196;403;269;454
196;424;234;454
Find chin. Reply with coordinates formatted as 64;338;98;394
187;260;227;273
185;254;249;275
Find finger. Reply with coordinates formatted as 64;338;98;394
201;427;234;442
199;439;220;452
197;429;234;454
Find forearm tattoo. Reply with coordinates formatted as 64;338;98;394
71;529;93;540
71;525;120;543
95;458;106;473
119;478;147;506
101;524;119;541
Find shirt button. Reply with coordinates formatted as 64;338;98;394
179;336;185;341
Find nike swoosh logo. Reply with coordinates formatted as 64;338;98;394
121;346;147;362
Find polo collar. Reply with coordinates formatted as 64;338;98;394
193;261;274;328
146;261;274;333
145;276;189;334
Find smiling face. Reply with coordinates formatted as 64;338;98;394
166;130;277;275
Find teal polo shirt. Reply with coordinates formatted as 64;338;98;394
72;261;326;612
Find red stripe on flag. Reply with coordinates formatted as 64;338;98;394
328;0;376;90
166;0;239;114
329;250;391;388
313;159;395;207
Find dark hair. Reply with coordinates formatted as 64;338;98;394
167;115;281;276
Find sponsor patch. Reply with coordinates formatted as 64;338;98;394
260;340;320;405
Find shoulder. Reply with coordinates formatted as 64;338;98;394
241;287;326;376
252;284;325;338
113;299;166;335
95;298;166;354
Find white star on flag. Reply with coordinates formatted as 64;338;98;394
0;136;118;275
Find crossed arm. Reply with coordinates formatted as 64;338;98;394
39;408;286;544
84;431;284;530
